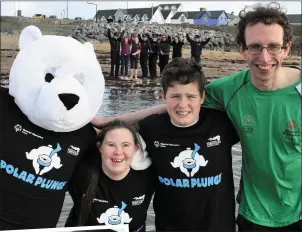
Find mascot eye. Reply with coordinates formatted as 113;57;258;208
45;73;55;83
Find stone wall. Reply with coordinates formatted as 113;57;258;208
0;16;91;36
71;21;301;56
1;16;300;56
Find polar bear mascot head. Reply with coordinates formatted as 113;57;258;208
9;25;105;132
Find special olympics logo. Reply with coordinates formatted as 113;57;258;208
14;124;22;132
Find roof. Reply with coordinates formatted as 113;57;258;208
171;11;204;19
171;12;182;19
226;13;236;19
204;10;225;18
118;7;158;19
94;4;182;20
161;10;171;20
95;7;158;20
157;3;181;10
228;16;239;23
95;9;118;19
191;11;204;19
287;14;301;24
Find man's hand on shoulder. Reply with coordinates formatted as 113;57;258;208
91;116;114;129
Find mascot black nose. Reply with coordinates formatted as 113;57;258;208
58;93;79;110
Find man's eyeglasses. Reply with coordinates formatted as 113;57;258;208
245;44;286;55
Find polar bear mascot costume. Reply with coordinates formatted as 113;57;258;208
0;25;105;230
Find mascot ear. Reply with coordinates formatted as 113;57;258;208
19;25;43;50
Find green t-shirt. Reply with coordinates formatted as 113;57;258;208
203;68;301;227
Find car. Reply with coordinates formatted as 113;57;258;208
75;17;82;20
49;15;57;19
33;14;46;18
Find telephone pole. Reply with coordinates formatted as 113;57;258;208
87;2;98;22
66;0;69;18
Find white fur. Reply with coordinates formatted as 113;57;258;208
131;133;151;170
9;25;105;132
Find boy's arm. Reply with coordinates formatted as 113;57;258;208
91;104;167;128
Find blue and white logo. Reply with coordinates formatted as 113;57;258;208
171;143;208;177
26;143;63;175
97;201;132;226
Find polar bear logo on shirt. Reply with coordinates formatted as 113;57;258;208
97;201;132;226
170;143;208;177
26;143;63;175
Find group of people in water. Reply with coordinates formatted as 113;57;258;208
0;2;301;232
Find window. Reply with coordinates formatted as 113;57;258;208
203;16;208;22
180;15;185;22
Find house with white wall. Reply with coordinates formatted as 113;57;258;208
227;16;240;25
195;10;229;25
95;3;182;24
171;11;203;24
94;9;117;22
113;6;164;24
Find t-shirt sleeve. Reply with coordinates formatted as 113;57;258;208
143;167;156;206
67;161;84;203
0;88;7;126
67;145;99;202
226;116;240;146
137;114;160;140
203;70;250;112
203;78;228;111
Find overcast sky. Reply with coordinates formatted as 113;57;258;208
1;1;301;19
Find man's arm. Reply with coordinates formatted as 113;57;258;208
138;33;143;43
107;28;111;40
201;37;211;46
118;27;125;41
203;82;226;111
91;104;167;127
186;33;193;43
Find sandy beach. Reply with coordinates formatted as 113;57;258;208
2;35;300;80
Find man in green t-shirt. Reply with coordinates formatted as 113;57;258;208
202;3;301;230
92;2;301;231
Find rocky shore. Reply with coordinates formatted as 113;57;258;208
73;22;239;53
72;22;301;56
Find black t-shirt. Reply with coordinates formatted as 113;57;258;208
171;41;184;57
0;87;96;229
138;108;239;231
160;40;171;54
131;42;141;54
66;146;155;232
